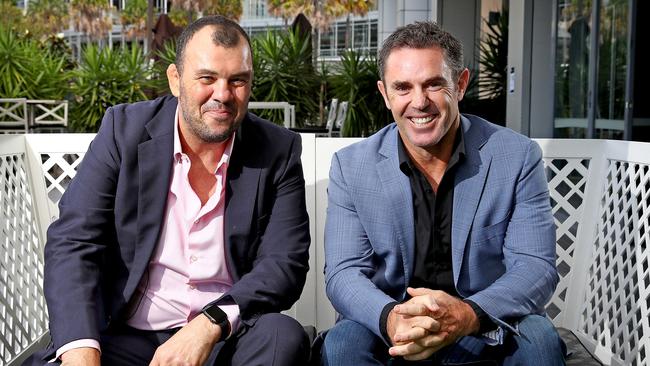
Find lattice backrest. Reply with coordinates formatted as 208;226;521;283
0;136;48;365
543;157;591;325
538;139;650;366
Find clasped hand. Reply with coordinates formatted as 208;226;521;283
387;287;479;361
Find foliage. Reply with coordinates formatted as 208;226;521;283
251;29;319;127
205;0;243;20
70;0;113;40
267;0;375;31
120;0;148;39
69;45;153;132
461;8;508;125
27;0;69;37
170;0;242;25
0;0;27;34
0;26;70;100
329;50;390;137
152;39;177;96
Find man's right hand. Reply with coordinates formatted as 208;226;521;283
386;302;440;346
60;347;100;366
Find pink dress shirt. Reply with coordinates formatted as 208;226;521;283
55;107;239;359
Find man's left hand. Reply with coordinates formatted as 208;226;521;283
389;287;479;361
149;313;222;366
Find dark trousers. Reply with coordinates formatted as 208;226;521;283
25;313;309;366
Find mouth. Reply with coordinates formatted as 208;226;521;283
408;115;437;125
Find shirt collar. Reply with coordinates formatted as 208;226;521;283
397;122;466;175
173;105;236;168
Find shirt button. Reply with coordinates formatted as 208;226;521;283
190;255;197;263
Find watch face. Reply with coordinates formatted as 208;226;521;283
204;305;228;323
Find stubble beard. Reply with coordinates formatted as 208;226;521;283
179;92;242;144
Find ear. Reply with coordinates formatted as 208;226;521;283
167;63;181;97
377;80;391;110
456;68;470;101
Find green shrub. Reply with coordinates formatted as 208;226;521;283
151;39;177;96
329;50;391;137
0;26;70;100
251;29;319;127
70;44;153;132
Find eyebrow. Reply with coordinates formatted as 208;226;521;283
390;76;447;89
194;69;252;79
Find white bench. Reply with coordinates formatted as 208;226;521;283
1;134;649;365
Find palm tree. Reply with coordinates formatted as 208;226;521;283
27;0;69;37
169;0;243;25
70;0;113;40
267;0;374;44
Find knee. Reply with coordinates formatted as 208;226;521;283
322;320;382;365
254;313;308;349
514;315;564;356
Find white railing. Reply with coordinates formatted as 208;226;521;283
248;101;295;128
0;135;649;366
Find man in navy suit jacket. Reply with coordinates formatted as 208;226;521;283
27;16;310;366
322;22;565;365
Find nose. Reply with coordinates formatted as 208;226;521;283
411;87;429;110
211;79;233;103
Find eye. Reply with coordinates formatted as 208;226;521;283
427;84;443;92
198;76;214;83
231;79;248;87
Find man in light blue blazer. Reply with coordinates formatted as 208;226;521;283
322;22;565;365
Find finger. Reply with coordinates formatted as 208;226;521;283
415;332;448;348
394;303;430;316
394;326;428;343
403;347;437;361
407;287;433;297
389;341;426;357
405;290;440;313
409;316;440;333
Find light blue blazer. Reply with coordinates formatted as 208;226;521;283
324;114;558;339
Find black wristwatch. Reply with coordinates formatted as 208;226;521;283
201;303;231;338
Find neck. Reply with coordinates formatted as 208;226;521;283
178;118;229;171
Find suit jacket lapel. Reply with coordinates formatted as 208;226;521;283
126;98;176;298
452;115;492;286
224;116;260;281
377;127;414;290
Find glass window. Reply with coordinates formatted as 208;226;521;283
595;0;628;140
353;21;369;50
554;0;592;138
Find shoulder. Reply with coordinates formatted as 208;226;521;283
108;95;176;128
334;123;397;164
463;114;539;159
241;112;301;147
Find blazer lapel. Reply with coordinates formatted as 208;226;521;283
377;127;414;291
126;99;176;298
224;117;261;281
452;115;492;286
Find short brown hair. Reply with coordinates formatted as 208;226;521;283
378;21;464;82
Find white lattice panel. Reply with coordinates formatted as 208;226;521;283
578;160;650;366
544;158;591;324
0;153;48;365
40;153;85;215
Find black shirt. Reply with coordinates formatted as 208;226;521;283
398;128;464;295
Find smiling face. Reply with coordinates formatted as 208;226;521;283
377;46;469;156
167;25;252;145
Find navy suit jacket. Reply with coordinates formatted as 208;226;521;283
41;96;310;358
324;115;558;339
